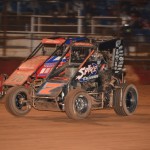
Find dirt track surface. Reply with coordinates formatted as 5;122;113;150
0;85;150;150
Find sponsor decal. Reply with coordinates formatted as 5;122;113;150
114;40;124;74
38;56;67;77
73;42;93;47
39;67;52;75
44;56;67;67
76;63;98;82
38;82;64;95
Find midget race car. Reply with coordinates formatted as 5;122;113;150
3;37;138;119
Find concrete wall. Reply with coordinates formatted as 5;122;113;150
0;57;24;75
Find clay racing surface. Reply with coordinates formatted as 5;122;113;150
0;85;150;150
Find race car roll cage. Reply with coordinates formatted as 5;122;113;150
29;37;124;101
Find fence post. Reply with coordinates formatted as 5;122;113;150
1;0;9;56
91;18;95;34
31;16;35;32
30;16;35;52
77;10;82;34
37;16;41;32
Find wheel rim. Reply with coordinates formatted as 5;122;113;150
15;91;29;111
126;87;137;113
74;95;88;114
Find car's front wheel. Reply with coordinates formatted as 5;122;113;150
5;86;31;116
65;88;92;120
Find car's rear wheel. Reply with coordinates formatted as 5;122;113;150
5;86;31;116
65;88;92;120
113;83;138;116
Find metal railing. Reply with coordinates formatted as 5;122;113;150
0;14;121;34
0;14;149;60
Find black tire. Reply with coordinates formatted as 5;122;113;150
113;83;138;116
5;86;31;116
65;88;92;120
